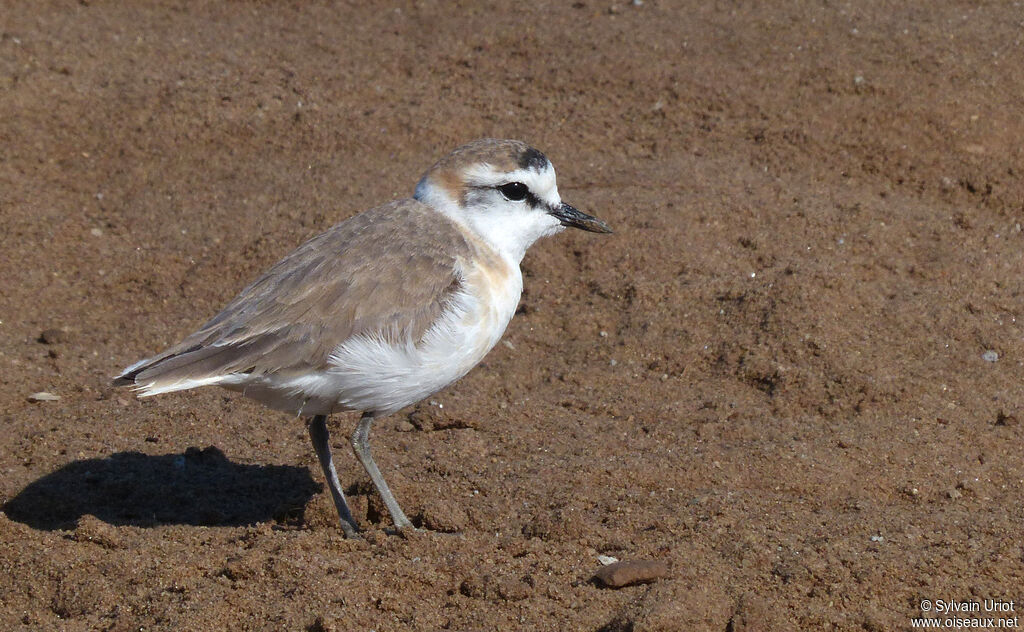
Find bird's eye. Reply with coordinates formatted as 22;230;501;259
498;182;529;202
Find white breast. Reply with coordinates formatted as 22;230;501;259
218;228;523;417
319;256;521;416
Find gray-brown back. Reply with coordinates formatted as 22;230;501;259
119;199;475;387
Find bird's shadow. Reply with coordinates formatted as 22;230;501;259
3;446;320;530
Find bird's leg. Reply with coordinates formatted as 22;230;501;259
352;412;416;531
307;415;360;537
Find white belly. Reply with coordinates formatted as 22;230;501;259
230;258;522;417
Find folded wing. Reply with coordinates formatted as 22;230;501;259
116;199;472;396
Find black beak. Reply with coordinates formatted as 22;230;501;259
549;202;613;234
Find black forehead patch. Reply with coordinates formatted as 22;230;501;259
518;147;549;171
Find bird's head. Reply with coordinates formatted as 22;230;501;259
414;139;611;262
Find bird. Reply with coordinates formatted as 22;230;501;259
115;138;612;537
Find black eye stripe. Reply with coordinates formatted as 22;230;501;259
523;190;544;208
470;182;547;209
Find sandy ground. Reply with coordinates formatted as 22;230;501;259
2;1;1023;630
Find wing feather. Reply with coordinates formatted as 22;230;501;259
117;199;474;394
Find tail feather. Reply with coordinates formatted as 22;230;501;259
114;343;231;395
114;335;297;396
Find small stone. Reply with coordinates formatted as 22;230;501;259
28;392;60;402
947;488;962;500
593;559;669;588
982;350;998;362
598;554;619;566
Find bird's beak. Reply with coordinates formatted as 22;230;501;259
549;202;613;234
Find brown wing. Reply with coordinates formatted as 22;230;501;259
117;199;473;389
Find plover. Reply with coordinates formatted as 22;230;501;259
116;138;612;536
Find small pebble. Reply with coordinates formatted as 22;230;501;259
982;350;998;362
27;392;60;402
597;554;619;566
593;559;669;588
870;535;884;542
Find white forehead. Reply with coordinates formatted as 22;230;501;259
463;162;561;207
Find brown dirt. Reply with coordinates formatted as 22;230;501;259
2;2;1023;630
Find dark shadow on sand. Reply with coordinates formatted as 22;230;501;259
3;446;319;530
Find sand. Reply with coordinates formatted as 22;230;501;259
2;2;1022;630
